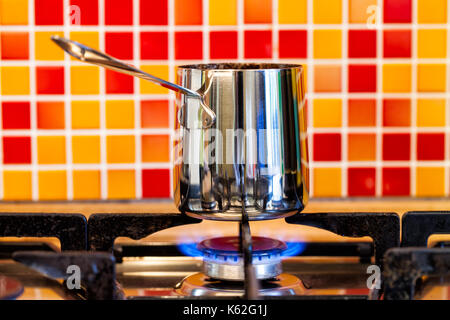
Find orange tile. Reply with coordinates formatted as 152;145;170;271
73;170;101;200
314;65;341;92
244;0;272;23
142;135;170;162
348;134;376;161
0;0;28;25
349;0;377;23
175;0;202;25
106;135;135;163
313;167;341;197
3;171;32;200
37;136;66;164
106;100;135;129
37;102;65;129
72;136;100;164
0;32;29;59
348;99;376;127
107;170;135;199
38;171;67;200
141;100;170;128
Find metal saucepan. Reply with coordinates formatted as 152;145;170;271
51;36;309;221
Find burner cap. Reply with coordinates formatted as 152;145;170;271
198;236;287;281
0;276;23;300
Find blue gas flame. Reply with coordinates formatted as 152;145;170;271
177;241;307;258
177;242;203;257
281;242;307;257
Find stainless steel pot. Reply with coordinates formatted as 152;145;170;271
175;63;308;221
51;37;309;221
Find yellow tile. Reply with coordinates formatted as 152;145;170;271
107;135;135;163
37;136;66;164
140;65;169;94
313;30;341;59
69;32;99;60
35;31;64;60
278;0;307;24
70;66;100;94
418;29;446;58
416;167;445;197
417;99;446;127
1;66;30;95
417;64;446;92
107;170;135;199
73;170;101;200
71;101;100;129
72;136;100;164
313;99;342;127
38;171;67;200
313;0;341;24
3;171;32;200
209;0;237;25
106;100;135;129
0;0;28;25
349;0;377;23
418;0;446;23
313;168;341;197
382;64;411;93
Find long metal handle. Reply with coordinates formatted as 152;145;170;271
51;35;216;128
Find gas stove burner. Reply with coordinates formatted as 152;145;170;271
197;236;287;281
175;273;306;297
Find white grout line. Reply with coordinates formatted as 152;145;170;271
99;0;107;200
306;0;314;196
375;0;383;197
446;0;450;196
237;0;244;60
168;0;175;198
133;0;142;199
28;0;39;201
64;0;73;200
410;0;418;196
272;0;279;60
341;0;348;197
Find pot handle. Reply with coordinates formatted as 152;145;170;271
51;35;216;128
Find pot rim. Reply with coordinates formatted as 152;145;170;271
177;63;303;71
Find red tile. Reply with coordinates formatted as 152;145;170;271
348;30;376;58
383;30;411;58
348;167;376;196
140;32;168;60
175;32;203;60
2;102;30;129
70;0;99;25
348;65;376;92
382;167;410;196
313;133;341;161
105;0;133;25
382;133;410;161
210;31;238;60
106;70;134;94
417;133;445;161
384;0;412;23
244;31;272;59
279;30;307;58
35;0;63;25
105;32;134;59
3;137;31;164
383;99;410;127
36;67;65;94
0;32;29;60
142;169;170;198
140;0;168;25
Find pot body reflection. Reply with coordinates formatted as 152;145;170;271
173;64;308;221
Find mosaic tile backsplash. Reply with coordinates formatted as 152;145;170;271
0;0;448;201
